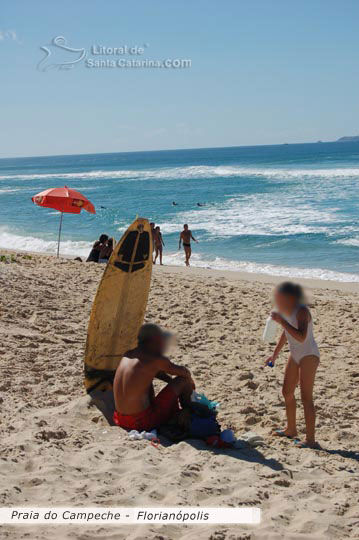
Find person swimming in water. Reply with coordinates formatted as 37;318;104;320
179;224;198;267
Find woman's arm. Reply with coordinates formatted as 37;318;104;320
265;331;287;365
274;331;287;356
272;307;309;343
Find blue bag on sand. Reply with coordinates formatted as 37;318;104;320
189;415;220;438
191;391;220;410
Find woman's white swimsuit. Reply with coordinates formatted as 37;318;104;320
282;307;320;364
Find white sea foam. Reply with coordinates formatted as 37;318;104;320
162;251;359;282
0;229;91;257
0;188;24;194
336;238;359;247
0;229;358;282
158;193;339;237
1;165;359;183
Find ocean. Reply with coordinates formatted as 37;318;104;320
1;142;359;282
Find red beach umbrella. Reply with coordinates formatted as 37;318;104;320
32;186;96;258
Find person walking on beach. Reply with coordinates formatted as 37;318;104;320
113;324;195;432
266;282;320;449
154;226;165;265
179;224;198;267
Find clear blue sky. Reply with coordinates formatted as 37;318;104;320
1;0;359;157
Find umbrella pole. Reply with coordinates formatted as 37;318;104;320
57;212;63;258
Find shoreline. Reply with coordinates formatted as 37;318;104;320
2;246;359;294
154;264;359;294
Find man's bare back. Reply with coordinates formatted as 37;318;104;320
112;324;195;431
114;351;160;414
114;346;194;415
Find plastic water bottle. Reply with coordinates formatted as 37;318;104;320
262;315;277;343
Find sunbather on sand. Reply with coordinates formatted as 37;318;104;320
113;324;195;431
86;234;108;263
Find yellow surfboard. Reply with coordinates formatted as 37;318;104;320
84;217;153;392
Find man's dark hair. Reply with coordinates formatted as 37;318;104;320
99;234;109;243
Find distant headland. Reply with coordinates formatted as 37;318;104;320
336;136;359;143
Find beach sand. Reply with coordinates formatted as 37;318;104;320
0;251;359;540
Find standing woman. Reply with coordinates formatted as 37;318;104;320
150;222;156;263
154;226;165;265
266;282;320;449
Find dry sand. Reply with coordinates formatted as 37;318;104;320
0;251;359;540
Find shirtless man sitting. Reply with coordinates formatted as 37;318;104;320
179;224;198;267
113;323;195;432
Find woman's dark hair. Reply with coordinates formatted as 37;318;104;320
108;238;114;248
277;281;304;303
99;234;109;244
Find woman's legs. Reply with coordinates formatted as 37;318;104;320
154;246;159;264
281;356;299;437
159;246;163;265
299;355;319;446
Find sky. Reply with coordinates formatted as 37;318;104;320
1;0;359;158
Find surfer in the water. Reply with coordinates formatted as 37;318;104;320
179;224;198;267
113;324;195;432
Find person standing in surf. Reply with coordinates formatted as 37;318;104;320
179;224;198;267
150;222;156;263
154;226;165;265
